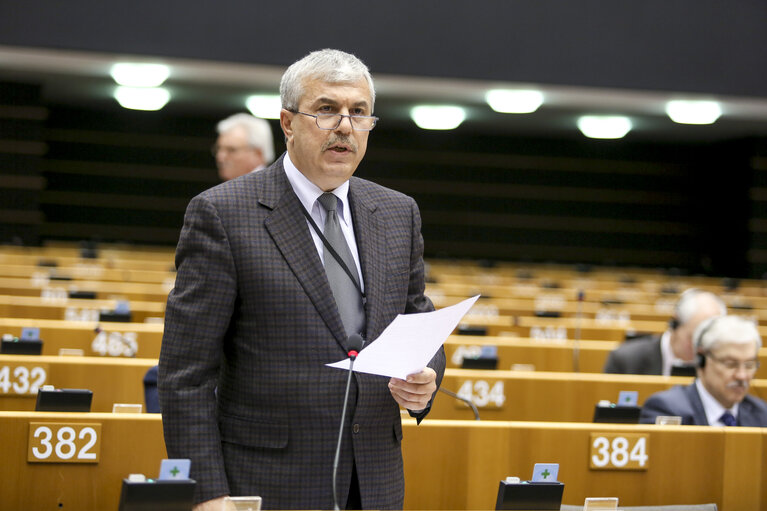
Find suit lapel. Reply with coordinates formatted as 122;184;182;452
349;179;386;343
737;398;758;427
259;162;347;343
687;383;711;425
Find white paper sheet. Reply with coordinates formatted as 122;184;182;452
326;295;480;379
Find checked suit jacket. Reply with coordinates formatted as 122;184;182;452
158;155;445;509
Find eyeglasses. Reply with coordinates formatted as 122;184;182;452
705;353;760;372
211;144;254;157
289;110;378;131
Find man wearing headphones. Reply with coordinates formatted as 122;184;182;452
603;289;726;375
639;315;767;426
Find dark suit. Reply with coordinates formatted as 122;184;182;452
603;334;663;375
639;382;767;426
158;156;445;509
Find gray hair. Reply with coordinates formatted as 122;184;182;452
674;288;727;326
280;49;376;112
216;113;275;164
694;315;762;352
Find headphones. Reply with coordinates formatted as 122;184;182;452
694;317;719;369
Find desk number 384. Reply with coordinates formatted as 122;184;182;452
590;433;649;470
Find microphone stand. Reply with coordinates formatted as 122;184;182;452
439;387;480;420
573;289;584;372
333;335;362;511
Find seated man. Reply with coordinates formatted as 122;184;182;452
640;315;767;426
603;288;726;375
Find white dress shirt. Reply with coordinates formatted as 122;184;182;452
282;153;364;290
695;378;739;426
660;330;692;376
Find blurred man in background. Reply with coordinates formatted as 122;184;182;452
640;315;767;426
213;113;275;180
603;288;726;375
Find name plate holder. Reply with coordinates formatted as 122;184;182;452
495;480;564;510
118;478;196;511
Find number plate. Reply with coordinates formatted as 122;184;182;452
455;379;506;409
589;432;649;470
28;422;101;463
91;331;139;357
0;363;49;395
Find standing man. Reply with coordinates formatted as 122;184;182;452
640;315;767;426
213;113;275;180
159;49;444;510
603;288;726;375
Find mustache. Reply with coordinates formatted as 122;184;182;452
322;135;357;153
727;380;749;390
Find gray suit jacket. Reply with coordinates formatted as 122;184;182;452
639;382;767;426
158;156;445;509
603;334;663;375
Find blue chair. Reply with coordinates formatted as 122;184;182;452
143;365;160;413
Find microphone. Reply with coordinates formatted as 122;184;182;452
439;387;480;420
573;289;584;372
333;333;364;511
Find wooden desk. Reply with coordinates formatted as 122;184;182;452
0;317;163;358
445;335;767;380
0;411;167;511
445;335;616;373
431;368;767;422
0;275;171;302
401;419;765;510
433;293;767;327
0;294;165;322
2;412;764;511
0;251;175;273
0;355;156;412
0;262;175;284
456;315;637;341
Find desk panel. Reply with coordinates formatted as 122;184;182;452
0;317;163;358
0;355;156;412
402;420;763;510
1;412;763;510
0;411;166;510
0;294;165;322
432;369;767;422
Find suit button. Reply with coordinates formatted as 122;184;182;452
352;423;360;434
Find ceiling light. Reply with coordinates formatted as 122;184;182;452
110;63;170;87
577;115;632;139
114;86;171;111
665;100;722;125
410;105;466;130
485;89;544;114
245;94;282;119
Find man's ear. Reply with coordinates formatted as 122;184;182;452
280;109;294;144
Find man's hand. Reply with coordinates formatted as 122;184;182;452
388;367;437;412
194;496;228;511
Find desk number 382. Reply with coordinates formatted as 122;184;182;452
28;423;101;463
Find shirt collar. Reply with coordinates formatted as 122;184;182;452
282;152;351;225
695;378;739;426
660;330;676;376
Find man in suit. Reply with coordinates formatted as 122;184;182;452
603;289;726;375
159;49;445;510
640;315;767;426
213;113;275;180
